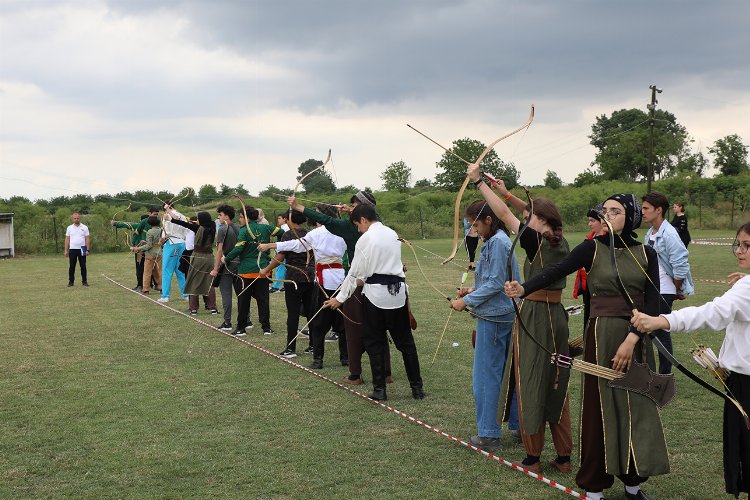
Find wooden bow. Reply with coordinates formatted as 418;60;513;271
290;150;332;265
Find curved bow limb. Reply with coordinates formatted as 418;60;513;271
290;149;332;265
442;105;535;265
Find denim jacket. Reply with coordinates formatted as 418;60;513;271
644;221;695;296
463;230;521;317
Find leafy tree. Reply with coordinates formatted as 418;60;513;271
259;185;290;198
219;184;233;196
589;108;689;181
414;178;432;189
380;161;412;192
673;150;708;177
297;158;336;193
198;184;218;202
544;170;564;189
708;134;749;176
434;138;519;190
572;168;604;187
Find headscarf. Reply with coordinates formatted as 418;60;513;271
197;211;216;248
597;193;641;246
351;190;376;206
587;203;603;220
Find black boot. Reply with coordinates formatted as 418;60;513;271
309;358;323;370
367;351;388;401
403;351;425;399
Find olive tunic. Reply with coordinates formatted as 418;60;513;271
501;230;571;434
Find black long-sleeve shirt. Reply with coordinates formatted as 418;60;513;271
521;235;660;319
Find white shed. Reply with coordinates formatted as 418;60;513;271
0;213;15;257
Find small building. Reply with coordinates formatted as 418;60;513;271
0;212;15;257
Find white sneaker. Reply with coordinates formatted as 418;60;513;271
157;297;169;303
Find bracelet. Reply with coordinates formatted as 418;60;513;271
473;177;484;187
503;192;513;201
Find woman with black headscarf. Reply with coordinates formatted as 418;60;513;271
505;194;667;500
167;211;218;314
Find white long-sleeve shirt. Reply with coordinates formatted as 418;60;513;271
664;276;750;375
163;209;188;244
275;226;347;289
334;222;406;309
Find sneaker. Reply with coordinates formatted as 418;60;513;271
324;332;339;343
232;329;246;337
210;309;218;315
309;359;323;369
157;297;169;303
469;435;501;452
82;283;89;287
279;349;297;359
218;322;233;331
189;310;198;316
263;328;274;336
298;329;310;337
131;285;143;292
68;282;74;287
303;345;314;354
247;321;254;329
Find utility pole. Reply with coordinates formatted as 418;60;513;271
646;84;663;193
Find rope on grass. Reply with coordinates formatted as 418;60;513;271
101;273;585;499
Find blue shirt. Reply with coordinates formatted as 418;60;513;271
463;230;521;317
644;221;695;296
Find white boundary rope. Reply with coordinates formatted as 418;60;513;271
102;273;585;499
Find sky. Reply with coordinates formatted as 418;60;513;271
1;0;749;201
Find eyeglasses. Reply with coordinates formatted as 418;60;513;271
732;240;750;255
601;208;624;219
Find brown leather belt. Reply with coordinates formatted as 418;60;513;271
590;295;643;318
525;289;562;303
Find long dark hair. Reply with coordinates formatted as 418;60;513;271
465;200;507;238
524;197;563;246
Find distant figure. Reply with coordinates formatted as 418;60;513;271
671;202;691;248
64;212;90;287
463;217;480;270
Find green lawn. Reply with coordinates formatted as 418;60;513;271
0;233;738;499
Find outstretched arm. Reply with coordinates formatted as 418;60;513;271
467;162;521;234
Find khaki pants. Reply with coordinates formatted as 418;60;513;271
143;255;162;293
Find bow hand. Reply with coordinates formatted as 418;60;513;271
467;162;482;182
449;298;467;311
504;280;524;298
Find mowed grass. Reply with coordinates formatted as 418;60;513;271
0;231;738;499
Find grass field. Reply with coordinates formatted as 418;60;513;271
0;231;740;499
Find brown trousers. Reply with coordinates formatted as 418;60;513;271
143;255;162;293
189;288;216;311
520;396;573;458
342;286;391;379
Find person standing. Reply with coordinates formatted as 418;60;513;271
157;201;188;303
137;216;162;294
642;192;695;374
167;212;218;315
632;221;750;498
260;210;316;358
259;203;348;368
211;204;244;331
505;194;668;500
463;217;480;270
323;203;424;401
65;212;90;287
112;206;159;291
223;206;283;336
450;199;520;452
671;201;691;248
289;191;393;386
468;162;573;473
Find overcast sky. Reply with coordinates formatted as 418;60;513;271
1;0;749;201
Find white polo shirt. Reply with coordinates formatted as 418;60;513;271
66;223;89;250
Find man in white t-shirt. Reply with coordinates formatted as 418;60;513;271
64;212;91;287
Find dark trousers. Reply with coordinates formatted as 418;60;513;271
464;235;479;264
236;277;270;331
653;294;676;374
343;286;391;378
361;296;422;391
68;249;87;284
284;282;316;352
311;287;347;362
219;269;243;324
135;253;145;287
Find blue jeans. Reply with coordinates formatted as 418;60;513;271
473;312;518;438
161;241;186;298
